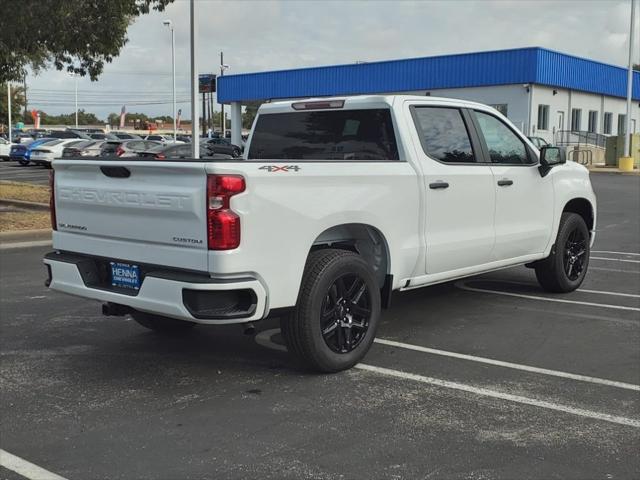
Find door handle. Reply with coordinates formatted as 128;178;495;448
429;181;449;190
497;179;513;186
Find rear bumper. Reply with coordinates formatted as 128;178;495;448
44;251;267;325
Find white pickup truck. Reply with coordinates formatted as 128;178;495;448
44;95;596;372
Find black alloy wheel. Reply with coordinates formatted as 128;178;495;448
563;227;587;281
321;273;371;353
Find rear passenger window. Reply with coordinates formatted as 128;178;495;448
412;107;475;163
474;111;531;164
248;109;398;160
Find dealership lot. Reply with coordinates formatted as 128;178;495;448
1;173;638;479
0;162;50;186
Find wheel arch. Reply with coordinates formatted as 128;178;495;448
309;223;391;290
562;197;595;233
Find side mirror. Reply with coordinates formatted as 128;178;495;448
538;146;565;177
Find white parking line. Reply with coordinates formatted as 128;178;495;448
592;251;640;256
456;281;640;312
373;338;640;391
591;256;640;264
590;266;639;273
578;288;640;299
0;449;68;480
355;364;640;428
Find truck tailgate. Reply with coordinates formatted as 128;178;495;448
52;160;209;272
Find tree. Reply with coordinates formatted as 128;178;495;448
242;102;260;129
0;84;26;126
1;0;174;83
39;110;102;125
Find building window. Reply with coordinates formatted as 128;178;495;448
489;104;508;117
587;111;598;133
571;109;582;131
603;112;613;135
537;105;549;130
618;114;627;135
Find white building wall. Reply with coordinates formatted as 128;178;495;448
403;84;639;145
528;85;638;144
403;85;531;134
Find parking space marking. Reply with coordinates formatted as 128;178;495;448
456;281;640;312
478;280;640;299
0;449;68;480
591;256;640;264
592;251;640;256
374;338;640;391
578;288;640;299
355;364;640;428
590;266;639;274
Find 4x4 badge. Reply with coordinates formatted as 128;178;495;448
259;165;300;172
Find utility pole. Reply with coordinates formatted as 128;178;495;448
202;91;206;137
207;92;212;133
163;20;176;142
625;0;636;156
7;84;12;144
220;51;224;137
23;73;28;124
620;0;637;171
75;74;78;128
189;0;199;158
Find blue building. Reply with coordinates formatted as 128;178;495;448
218;47;640;146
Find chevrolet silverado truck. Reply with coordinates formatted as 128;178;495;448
44;95;597;372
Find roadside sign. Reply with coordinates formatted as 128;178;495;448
199;74;216;93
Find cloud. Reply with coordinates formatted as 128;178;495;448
24;0;639;120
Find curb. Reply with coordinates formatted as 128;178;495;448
587;167;640;175
0;228;52;244
0;198;50;211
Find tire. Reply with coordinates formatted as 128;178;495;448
18;159;29;166
232;147;241;158
280;248;381;373
535;212;590;293
129;311;196;334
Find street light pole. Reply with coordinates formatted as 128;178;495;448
220;51;224;137
7;84;12;144
624;0;637;158
163;20;177;142
74;74;78;128
189;0;199;158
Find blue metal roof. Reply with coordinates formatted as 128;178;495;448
217;47;640;103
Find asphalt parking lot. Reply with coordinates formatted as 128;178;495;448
1;173;638;480
0;161;50;186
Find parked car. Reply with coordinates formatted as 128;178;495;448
62;140;105;158
201;138;242;157
137;143;233;160
48;130;91;140
10;137;57;165
14;132;34;144
99;139;162;157
143;134;184;144
45;95;597;373
0;137;11;160
527;136;550;149
110;132;142;140
30;139;86;167
87;133;112;140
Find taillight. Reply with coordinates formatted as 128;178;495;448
207;174;245;250
115;145;125;156
154;153;166;160
49;170;57;231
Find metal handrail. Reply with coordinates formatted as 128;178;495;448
555;130;607;148
568;148;593;166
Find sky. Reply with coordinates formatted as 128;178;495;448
24;0;639;121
